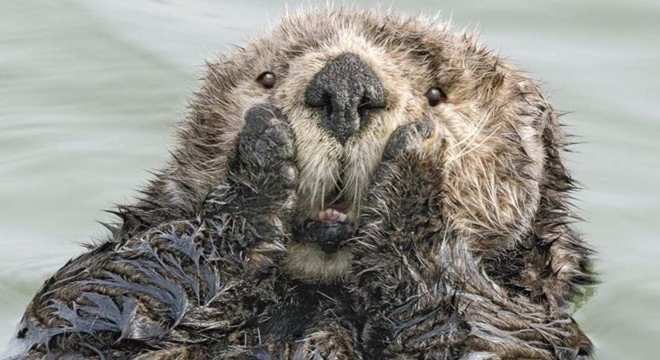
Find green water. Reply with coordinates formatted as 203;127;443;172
1;1;658;358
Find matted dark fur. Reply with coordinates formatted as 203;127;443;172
7;8;595;360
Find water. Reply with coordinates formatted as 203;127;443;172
1;1;658;358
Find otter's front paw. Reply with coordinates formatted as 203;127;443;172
352;117;443;256
237;104;296;179
359;119;443;230
381;120;435;161
351;118;444;297
348;120;449;356
233;104;297;205
206;104;298;254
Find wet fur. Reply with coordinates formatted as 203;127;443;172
10;8;595;359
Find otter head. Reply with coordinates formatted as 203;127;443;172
159;9;566;283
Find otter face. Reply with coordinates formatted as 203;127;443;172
181;10;553;281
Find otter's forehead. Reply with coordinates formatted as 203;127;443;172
216;10;531;134
256;11;462;87
217;12;469;86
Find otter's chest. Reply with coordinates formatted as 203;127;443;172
265;282;357;341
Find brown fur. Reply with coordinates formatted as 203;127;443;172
118;8;591;302
10;8;595;359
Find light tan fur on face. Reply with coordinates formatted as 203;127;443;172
284;243;353;282
275;30;424;220
274;29;428;281
439;73;549;251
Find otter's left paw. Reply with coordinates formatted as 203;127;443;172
349;120;446;329
381;120;435;161
358;119;444;231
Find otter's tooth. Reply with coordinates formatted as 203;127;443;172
318;208;348;222
329;209;340;221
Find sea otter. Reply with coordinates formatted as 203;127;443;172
7;8;595;360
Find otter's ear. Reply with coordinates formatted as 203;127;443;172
532;106;596;307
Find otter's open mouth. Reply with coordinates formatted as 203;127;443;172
317;193;350;224
318;208;348;223
287;179;359;282
298;185;357;253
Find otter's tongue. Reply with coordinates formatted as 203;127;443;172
318;208;348;223
304;202;353;252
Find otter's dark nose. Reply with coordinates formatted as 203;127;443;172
304;52;386;144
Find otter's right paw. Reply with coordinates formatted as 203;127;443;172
237;104;296;178
225;103;297;209
205;104;298;253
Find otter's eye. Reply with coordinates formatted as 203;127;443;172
256;71;276;89
425;87;447;106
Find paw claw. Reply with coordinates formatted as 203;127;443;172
239;104;295;167
243;107;270;134
382;120;436;161
414;120;434;139
279;163;298;187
